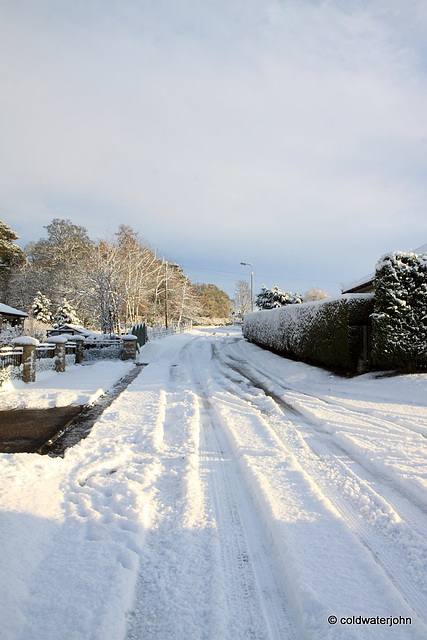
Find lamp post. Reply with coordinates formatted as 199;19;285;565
240;261;254;312
164;260;168;329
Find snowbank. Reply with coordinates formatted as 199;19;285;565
0;360;134;409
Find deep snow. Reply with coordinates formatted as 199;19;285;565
0;327;426;639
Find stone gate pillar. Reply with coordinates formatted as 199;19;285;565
11;337;39;383
122;335;138;360
46;335;69;372
73;335;85;364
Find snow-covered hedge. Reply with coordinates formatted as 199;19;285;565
243;295;374;373
372;251;427;370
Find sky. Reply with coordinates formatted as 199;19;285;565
1;0;427;299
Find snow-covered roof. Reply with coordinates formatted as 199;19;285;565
342;242;427;293
341;273;374;294
413;242;427;254
48;324;95;337
0;303;28;317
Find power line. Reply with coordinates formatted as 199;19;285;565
180;263;342;285
180;264;246;277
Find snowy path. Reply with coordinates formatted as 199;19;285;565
126;336;295;639
1;327;426;639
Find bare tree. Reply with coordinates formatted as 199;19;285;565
152;261;201;327
234;280;252;316
114;225;160;328
85;240;126;334
303;288;329;302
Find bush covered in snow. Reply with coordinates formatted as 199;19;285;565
256;285;303;309
243;295;374;373
0;321;23;346
372;251;427;370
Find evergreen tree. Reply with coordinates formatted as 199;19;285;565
32;291;53;324
54;299;81;327
0;220;26;301
256;285;303;310
256;285;274;309
372;250;427;370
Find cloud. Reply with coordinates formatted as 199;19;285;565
1;0;427;295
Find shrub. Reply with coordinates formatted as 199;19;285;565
372;251;427;370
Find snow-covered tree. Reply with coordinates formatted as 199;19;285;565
54;299;81;327
85;239;127;334
114;225;162;327
0;220;26;302
32;291;53;324
0;321;24;346
256;286;274;309
372;250;427;370
256;285;303;310
23;218;93;320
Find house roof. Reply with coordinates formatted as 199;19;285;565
47;324;95;337
0;303;28;318
342;242;427;294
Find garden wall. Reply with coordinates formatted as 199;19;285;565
242;294;375;374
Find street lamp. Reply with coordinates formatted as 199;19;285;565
164;260;169;328
240;261;254;312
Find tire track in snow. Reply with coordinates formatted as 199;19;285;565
222;344;427;518
211;344;427;627
185;338;297;640
126;360;216;640
226;339;427;442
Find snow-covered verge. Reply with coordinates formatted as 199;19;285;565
0;327;426;639
0;360;134;409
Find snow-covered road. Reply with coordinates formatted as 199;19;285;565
1;327;426;639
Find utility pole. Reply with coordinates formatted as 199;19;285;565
240;261;254;312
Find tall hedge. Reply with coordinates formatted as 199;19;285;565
243;295;374;373
372;251;427;370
